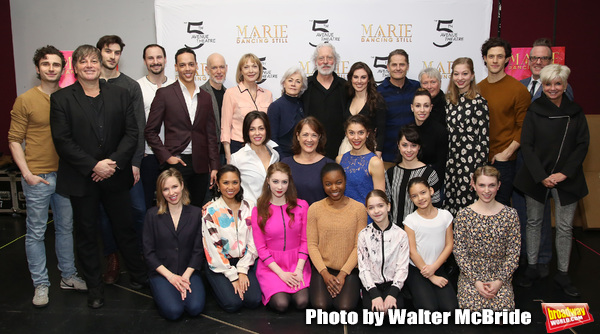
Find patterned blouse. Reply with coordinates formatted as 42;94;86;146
202;197;257;281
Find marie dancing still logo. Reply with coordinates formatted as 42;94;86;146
257;57;277;85
371;56;389;84
433;20;463;48
421;60;454;80
542;303;594;333
308;19;340;47
183;21;216;50
361;24;413;43
236;25;289;44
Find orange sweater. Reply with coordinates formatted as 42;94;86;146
307;197;367;275
478;75;530;162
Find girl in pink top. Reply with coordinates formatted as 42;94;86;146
251;162;310;312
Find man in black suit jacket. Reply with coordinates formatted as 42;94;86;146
50;45;146;309
145;47;220;206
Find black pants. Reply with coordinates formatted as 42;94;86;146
361;281;404;310
70;185;146;288
141;154;160;209
165;154;208;207
405;264;458;311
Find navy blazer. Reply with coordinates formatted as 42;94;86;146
520;76;574;102
50;81;137;197
143;205;205;277
145;81;220;174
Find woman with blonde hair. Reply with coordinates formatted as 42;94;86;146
222;53;273;161
444;57;489;216
143;168;205;320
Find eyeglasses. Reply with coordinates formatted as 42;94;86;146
530;56;552;62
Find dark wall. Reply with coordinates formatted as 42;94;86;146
491;0;596;114
1;0;17;155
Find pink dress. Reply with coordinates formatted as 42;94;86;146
251;199;311;304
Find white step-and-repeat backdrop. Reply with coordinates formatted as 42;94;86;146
156;0;492;98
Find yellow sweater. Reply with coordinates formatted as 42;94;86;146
8;87;59;174
307;197;367;275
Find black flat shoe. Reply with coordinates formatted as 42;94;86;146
87;297;104;309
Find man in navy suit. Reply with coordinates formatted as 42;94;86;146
515;38;574;285
520;38;574;101
145;47;220;206
50;45;147;309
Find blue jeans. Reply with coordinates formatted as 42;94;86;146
22;172;76;287
100;180;146;255
149;273;205;320
491;160;516;206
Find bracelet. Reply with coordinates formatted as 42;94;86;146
169;273;175;281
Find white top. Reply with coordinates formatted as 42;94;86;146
230;141;279;203
177;80;201;154
137;76;175;155
403;208;453;267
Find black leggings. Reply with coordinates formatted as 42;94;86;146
405;264;458;311
268;289;309;313
309;267;360;311
361;281;404;310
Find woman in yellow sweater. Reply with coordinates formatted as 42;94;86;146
307;163;367;310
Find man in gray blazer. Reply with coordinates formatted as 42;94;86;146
200;53;228;165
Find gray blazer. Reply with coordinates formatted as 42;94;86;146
200;81;226;145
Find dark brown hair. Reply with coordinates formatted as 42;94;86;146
291;117;327;155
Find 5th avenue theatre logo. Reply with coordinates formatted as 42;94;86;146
433;20;463;48
257;57;277;84
361;24;413;43
236;25;289;44
371;56;389;84
183;21;216;49
308;19;340;47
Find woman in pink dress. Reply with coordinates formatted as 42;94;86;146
251;162;311;312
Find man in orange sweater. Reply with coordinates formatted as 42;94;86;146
478;37;530;206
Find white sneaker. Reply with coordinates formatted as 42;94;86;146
60;275;88;291
33;285;49;307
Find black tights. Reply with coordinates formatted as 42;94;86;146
405;265;458;312
309;267;360;311
268;288;309;313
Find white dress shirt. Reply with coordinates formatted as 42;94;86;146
137;76;176;155
230;141;279;203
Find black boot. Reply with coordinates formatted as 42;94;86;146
554;272;580;297
515;264;539;288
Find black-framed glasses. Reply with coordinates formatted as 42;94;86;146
530;56;552;62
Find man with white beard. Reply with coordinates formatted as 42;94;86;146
302;43;347;159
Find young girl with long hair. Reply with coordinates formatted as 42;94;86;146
251;162;311;312
404;177;458;311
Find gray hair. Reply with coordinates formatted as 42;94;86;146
311;43;340;68
280;66;308;95
540;64;570;85
419;67;441;83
